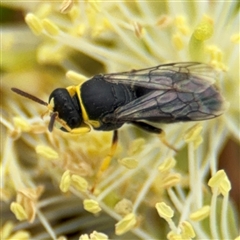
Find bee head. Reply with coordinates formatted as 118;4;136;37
48;88;83;132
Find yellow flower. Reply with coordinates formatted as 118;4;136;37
1;1;239;239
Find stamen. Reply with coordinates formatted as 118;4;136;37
25;13;43;36
42;19;60;36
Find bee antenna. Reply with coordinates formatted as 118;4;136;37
48;112;58;132
11;87;48;106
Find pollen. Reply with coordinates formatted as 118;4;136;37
219;176;231;196
167;231;182;240
161;173;181;188
59;170;71;193
184;124;203;149
79;234;90;240
90;231;108;240
208;170;231;196
193;16;214;41
8;230;31;239
114;198;133;216
10;202;28;221
1;221;14;238
155;202;174;219
206;45;223;62
208;169;226;188
14;187;44;223
42;19;60;36
158;157;176;172
180;221;196;238
25;13;43;36
71;174;89;193
189;205;210;221
13;117;31;132
115;213;137;235
175;16;186;28
35;145;59;159
175;16;190;35
79;231;108;240
189;16;214;61
83;199;102;214
206;45;228;71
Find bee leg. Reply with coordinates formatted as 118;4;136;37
99;130;118;172
132;121;178;152
91;130;118;193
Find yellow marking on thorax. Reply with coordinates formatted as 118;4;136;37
66;85;77;97
75;84;89;122
75;84;101;129
66;85;91;133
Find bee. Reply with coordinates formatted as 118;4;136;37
11;62;227;174
12;61;227;131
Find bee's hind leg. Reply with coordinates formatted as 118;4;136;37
131;121;178;152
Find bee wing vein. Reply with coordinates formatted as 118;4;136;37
103;62;216;93
104;86;225;123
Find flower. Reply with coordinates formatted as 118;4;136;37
1;1;239;239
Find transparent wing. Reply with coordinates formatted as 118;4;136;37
103;86;226;123
103;62;216;93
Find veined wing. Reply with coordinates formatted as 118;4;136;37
103;62;217;93
103;84;227;123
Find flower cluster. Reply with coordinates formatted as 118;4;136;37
1;1;239;239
